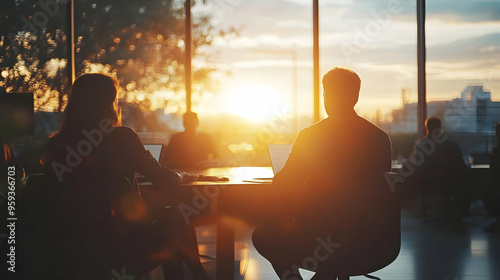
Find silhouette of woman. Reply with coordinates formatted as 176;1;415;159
42;74;211;280
485;122;500;234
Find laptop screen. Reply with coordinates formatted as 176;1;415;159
268;144;293;175
144;144;163;162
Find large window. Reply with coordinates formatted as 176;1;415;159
4;0;498;168
195;0;421;163
1;0;71;172
426;0;500;161
317;0;418;158
0;0;70;126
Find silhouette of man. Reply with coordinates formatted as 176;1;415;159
252;67;394;280
413;117;469;220
484;122;500;233
163;112;219;170
490;123;500;176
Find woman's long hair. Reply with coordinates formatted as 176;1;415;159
1;143;11;166
58;74;121;133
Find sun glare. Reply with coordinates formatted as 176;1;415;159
226;85;287;122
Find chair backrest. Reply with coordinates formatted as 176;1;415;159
17;174;128;279
16;174;68;279
372;172;402;267
326;172;402;278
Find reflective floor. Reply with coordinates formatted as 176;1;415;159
146;200;500;280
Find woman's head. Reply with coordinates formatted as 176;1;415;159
60;74;121;131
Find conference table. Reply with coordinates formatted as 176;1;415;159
142;163;493;279
142;166;274;280
184;167;276;280
143;165;402;279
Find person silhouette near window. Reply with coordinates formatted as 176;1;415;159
413;116;470;222
42;74;211;280
252;67;394;280
162;112;219;171
485;122;500;234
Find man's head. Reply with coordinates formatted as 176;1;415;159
425;117;442;135
322;67;361;116
183;111;199;133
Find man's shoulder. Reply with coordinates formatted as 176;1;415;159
295;118;331;141
300;118;327;132
358;118;391;150
198;131;213;139
442;139;462;151
357;116;389;136
169;131;185;140
345;115;391;142
299;116;389;137
416;135;461;152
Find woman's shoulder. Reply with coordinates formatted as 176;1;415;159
108;126;141;140
106;126;145;150
112;125;137;135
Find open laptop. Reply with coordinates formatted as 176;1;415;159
137;144;163;184
268;144;293;175
144;144;163;162
244;144;293;183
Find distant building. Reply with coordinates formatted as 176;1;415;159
385;86;500;134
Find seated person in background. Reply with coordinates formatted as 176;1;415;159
413;117;470;221
41;74;211;280
162;111;219;170
252;67;396;280
485;122;500;234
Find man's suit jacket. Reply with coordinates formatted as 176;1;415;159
273;111;393;242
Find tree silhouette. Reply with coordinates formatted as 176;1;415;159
0;0;237;112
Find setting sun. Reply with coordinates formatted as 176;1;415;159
225;85;288;122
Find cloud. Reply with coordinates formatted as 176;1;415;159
214;33;313;49
318;0;500;24
220;0;311;34
206;0;500;115
427;0;500;23
276;20;311;29
427;33;500;64
332;32;500;73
